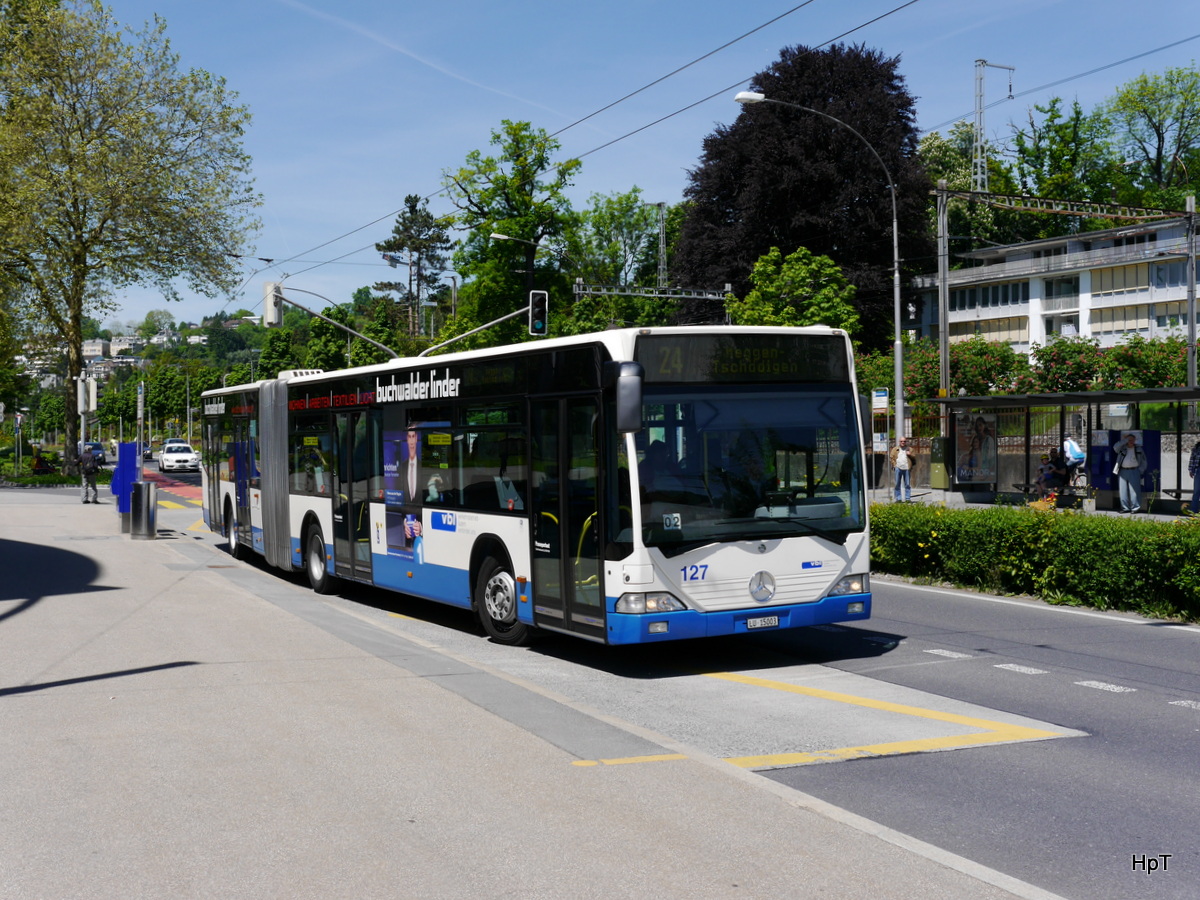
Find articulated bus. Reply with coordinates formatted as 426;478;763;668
200;326;871;645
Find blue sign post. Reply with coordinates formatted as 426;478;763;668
110;441;139;532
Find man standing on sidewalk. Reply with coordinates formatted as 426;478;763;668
77;443;99;504
889;436;912;503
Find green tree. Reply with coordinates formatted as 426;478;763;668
304;306;350;371
1012;98;1118;202
375;195;452;338
564;188;658;286
258;328;301;379
1107;65;1200;204
0;288;29;410
0;1;259;461
441;120;580;348
726;246;860;333
138;309;177;340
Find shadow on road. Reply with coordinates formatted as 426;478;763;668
0;537;111;623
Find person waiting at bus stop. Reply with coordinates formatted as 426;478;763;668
1112;432;1147;513
889;436;911;502
1189;439;1200;514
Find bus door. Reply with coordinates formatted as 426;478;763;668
332;410;375;582
530;397;605;640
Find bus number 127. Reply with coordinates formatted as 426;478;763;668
681;564;708;582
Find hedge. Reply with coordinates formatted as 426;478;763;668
870;502;1200;622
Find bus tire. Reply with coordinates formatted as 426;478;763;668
224;502;244;560
475;555;530;645
306;525;337;595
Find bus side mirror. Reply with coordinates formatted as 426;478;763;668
606;361;643;435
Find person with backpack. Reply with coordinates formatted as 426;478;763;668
77;444;99;504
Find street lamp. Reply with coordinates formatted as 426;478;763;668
734;90;904;433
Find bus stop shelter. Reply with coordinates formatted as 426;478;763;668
929;386;1200;512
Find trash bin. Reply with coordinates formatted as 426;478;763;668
130;481;157;540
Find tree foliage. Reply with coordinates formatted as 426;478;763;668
0;0;259;457
1107;65;1200;200
440;120;579;349
672;44;933;348
375;194;452;338
726;246;859;333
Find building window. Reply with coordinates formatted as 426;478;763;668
1094;264;1150;296
1155;302;1190;328
1091;304;1151;334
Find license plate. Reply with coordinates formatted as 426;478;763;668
747;615;779;630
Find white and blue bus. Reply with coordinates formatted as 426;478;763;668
200;326;871;645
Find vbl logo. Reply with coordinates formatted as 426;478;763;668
432;512;457;531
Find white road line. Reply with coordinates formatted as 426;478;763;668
1169;700;1200;710
995;663;1048;675
924;648;973;659
1075;680;1137;693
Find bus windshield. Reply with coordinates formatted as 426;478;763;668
635;385;865;552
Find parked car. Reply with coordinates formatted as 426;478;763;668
159;443;200;472
77;441;107;466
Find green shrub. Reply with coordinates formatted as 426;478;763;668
870;502;1200;622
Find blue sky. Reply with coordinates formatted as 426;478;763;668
101;0;1200;332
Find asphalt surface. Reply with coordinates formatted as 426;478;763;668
0;480;1071;899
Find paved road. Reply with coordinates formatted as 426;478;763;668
763;582;1200;900
0;487;1065;900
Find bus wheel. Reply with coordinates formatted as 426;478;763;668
224;502;244;560
475;556;530;645
306;526;337;594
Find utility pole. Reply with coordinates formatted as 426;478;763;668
653;202;667;289
973;59;1014;193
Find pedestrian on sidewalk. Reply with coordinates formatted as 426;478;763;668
889;436;912;503
77;444;99;504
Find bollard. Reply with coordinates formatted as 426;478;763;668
130;481;157;540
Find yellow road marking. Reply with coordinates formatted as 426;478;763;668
186;519;208;532
705;671;1063;769
571;671;1065;769
571;754;687;767
158;500;187;509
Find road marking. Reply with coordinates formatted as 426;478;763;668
995;664;1048;675
158;499;187;509
704;671;1064;769
1169;700;1200;710
187;519;208;532
925;648;973;659
571;754;688;767
1075;680;1136;693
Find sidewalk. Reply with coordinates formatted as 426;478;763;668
0;488;1061;899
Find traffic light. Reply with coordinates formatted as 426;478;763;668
528;290;549;336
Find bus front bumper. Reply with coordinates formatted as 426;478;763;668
604;593;871;645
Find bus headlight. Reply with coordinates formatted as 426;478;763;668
616;592;687;614
828;573;870;596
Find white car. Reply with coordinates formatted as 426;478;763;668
159;443;200;472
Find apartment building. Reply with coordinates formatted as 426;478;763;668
910;217;1196;352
